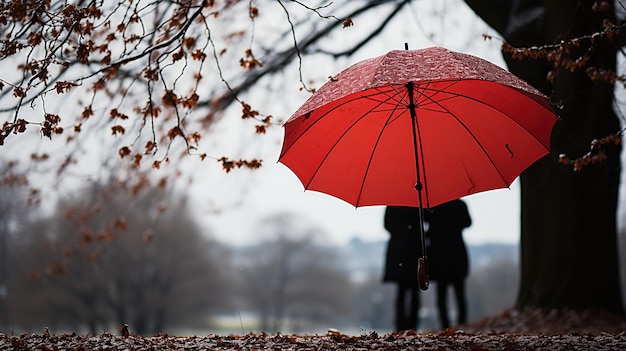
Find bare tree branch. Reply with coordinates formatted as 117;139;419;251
201;0;407;119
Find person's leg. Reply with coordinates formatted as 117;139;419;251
408;286;420;330
452;278;467;326
395;284;407;331
436;281;450;329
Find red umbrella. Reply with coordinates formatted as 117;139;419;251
278;46;558;289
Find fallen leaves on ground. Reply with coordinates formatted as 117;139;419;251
3;330;625;351
461;307;626;335
2;308;625;350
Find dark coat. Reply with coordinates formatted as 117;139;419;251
383;206;423;287
424;199;471;282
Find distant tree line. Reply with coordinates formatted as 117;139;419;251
0;176;358;335
2;178;232;335
232;214;354;332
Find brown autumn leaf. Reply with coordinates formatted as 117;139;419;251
111;125;125;135
55;81;76;94
92;78;106;91
167;126;183;140
101;51;111;65
242;158;262;170
13;86;25;97
28;31;42;46
119;324;130;337
82;105;93;119
172;48;185;62
240;49;263;70
109;108;127;119
76;43;90;64
162;90;178;107
145;140;157;154
187;131;201;143
241;102;259;119
217;156;235;173
249;6;259;18
133;153;142;168
183;36;196;49
15;119;27;133
181;93;199;108
191;49;206;60
143;67;159;81
118;146;131;158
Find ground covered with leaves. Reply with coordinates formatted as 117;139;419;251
2;308;626;350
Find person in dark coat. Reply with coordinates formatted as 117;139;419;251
424;199;472;330
383;206;423;331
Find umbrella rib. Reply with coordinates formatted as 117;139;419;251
424;81;554;150
304;87;408;199
412;80;487;201
279;87;403;159
414;81;554;189
354;86;409;206
489;87;556;150
416;86;512;188
359;86;407;112
413;79;463;109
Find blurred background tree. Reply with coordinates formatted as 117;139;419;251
6;179;232;335
0;159;32;331
234;214;353;333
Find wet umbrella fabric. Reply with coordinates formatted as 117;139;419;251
278;46;559;289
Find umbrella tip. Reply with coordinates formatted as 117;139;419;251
404;42;409;50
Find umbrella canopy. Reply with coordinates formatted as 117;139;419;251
279;46;558;209
278;46;559;290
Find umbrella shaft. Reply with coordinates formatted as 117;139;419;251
407;82;423;198
406;82;428;259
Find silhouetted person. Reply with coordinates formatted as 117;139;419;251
383;206;423;331
424;199;472;330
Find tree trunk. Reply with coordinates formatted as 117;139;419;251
466;0;623;312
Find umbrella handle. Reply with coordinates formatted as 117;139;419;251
417;256;429;290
